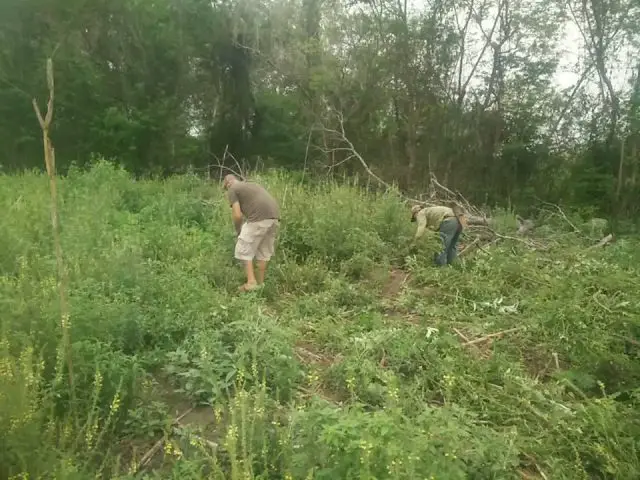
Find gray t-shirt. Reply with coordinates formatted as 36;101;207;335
227;181;280;222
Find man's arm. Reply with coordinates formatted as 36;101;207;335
231;201;243;236
414;209;428;240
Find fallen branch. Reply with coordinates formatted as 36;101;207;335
298;386;341;405
489;229;544;249
319;109;570;249
426;172;484;218
453;328;471;342
458;237;481;257
136;407;195;472
463;327;522;346
318;108;507;230
295;347;324;362
589;233;614;249
536;199;579;233
467;215;491;226
320;114;498;231
454;327;491;359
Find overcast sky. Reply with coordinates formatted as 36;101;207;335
403;0;635;96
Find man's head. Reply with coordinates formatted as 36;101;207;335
223;174;239;190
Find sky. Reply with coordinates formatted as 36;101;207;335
404;0;635;97
553;21;632;92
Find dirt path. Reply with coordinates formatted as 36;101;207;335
381;268;411;299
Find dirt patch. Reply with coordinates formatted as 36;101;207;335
381;268;410;298
521;345;564;381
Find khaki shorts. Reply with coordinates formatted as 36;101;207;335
235;219;280;261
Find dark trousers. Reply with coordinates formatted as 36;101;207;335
434;218;463;266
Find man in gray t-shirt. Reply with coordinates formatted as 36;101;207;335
223;174;280;292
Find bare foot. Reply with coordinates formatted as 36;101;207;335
238;283;260;292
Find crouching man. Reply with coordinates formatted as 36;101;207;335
411;203;465;266
223;174;280;292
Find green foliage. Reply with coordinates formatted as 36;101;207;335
1;163;639;479
1;0;639;218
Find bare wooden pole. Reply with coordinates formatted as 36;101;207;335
32;58;74;393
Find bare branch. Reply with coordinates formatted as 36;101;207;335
460;0;504;105
210;145;246;182
535;199;580;232
454;0;476;102
32;58;74;395
320;111;424;204
550;62;595;137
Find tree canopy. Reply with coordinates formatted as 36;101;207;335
1;0;639;215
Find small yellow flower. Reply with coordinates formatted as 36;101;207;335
110;392;121;415
214;406;223;422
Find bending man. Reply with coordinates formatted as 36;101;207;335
411;203;465;266
223;174;280;291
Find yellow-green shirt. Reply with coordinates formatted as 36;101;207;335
414;206;455;240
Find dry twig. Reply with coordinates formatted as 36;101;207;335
211;144;246;182
463;327;522;346
454;328;491;359
459;237;481;257
536;199;579;233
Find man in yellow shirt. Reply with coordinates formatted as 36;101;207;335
410;203;465;266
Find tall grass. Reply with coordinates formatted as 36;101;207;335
0;160;639;479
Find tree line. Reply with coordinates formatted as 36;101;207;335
1;0;639;216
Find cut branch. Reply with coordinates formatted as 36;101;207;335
536;199;579;232
589;233;614;248
463;327;522;346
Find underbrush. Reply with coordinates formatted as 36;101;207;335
0;161;639;479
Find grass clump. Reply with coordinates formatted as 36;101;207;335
0;160;639;479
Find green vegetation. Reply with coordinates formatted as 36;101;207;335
1;162;638;479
